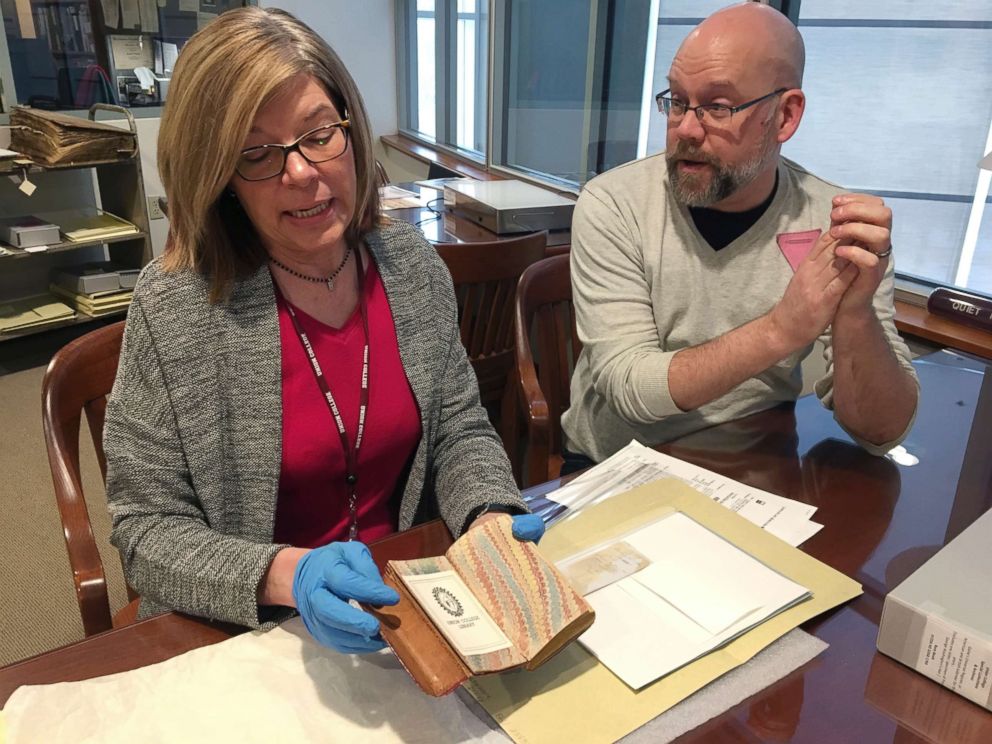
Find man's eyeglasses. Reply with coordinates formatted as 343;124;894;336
235;121;351;181
655;89;787;125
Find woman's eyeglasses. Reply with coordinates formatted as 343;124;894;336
235;121;351;181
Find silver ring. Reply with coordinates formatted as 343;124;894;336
875;248;892;258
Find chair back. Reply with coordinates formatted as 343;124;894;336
427;161;462;180
41;321;128;636
374;159;390;187
435;232;548;410
506;254;580;486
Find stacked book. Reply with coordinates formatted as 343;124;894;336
9;107;137;165
0;296;75;334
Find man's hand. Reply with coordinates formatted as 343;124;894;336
767;229;858;350
829;193;892;317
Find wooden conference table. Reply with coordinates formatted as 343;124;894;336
2;350;991;742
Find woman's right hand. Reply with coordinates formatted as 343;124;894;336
291;541;400;653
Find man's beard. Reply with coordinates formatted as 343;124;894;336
666;129;777;207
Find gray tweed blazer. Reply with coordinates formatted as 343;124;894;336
104;218;525;628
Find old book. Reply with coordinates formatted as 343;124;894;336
369;514;595;696
9;106;137;165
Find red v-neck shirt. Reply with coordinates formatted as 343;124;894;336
272;259;422;548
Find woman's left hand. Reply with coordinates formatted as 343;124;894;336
470;511;546;543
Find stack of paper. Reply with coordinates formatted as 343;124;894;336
48;284;132;317
557;512;810;689
0;147;24;174
0;295;75;333
46;209;139;243
527;440;823;547
9;106;136;165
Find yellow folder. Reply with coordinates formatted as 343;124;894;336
466;478;862;744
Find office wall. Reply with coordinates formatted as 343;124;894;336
268;1;398;139
268;1;422;181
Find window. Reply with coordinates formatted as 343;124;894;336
397;0;487;156
412;0;437;138
489;0;652;185
399;1;992;298
787;1;992;296
398;0;652;174
0;0;251;111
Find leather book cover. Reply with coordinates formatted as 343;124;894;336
367;515;594;696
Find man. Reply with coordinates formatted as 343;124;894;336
560;2;918;467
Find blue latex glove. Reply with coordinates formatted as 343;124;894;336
511;513;546;544
292;541;400;654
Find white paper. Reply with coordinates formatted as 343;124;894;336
570;513;810;689
414;177;471;190
120;0;139;29
379;184;419;199
154;40;179;74
2;618;507;744
540;441;820;546
101;0;120;28
110;35;153;69
402;570;513;657
138;0;158;33
915;615;992;707
23;245;48;253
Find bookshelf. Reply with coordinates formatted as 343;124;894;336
0;104;151;341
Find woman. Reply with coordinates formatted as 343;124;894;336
104;7;541;654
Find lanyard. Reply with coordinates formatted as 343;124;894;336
281;252;370;540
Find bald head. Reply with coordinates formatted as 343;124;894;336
678;2;805;89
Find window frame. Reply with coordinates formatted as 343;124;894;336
396;0;489;162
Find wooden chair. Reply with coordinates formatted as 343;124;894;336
41;320;138;636
502;254;580;487
435;232;548;418
374;159;390;187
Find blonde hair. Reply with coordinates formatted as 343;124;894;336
158;7;381;301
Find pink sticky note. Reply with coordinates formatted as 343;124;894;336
777;229;821;271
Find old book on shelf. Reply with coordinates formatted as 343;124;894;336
369;514;595;696
9;106;137;165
